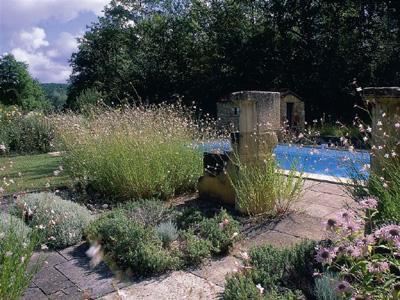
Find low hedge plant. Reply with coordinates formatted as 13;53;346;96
12;192;93;249
85;201;240;276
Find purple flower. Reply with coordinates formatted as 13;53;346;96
343;219;363;234
360;197;378;210
344;245;362;258
367;261;390;273
375;224;400;242
337;210;355;223
335;280;352;294
315;247;336;265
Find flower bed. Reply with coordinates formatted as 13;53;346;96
85;200;240;276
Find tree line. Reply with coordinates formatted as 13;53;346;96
3;1;398;121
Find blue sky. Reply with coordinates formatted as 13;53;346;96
0;0;110;83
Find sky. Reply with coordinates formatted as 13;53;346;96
0;0;110;83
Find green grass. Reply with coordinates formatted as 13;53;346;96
0;154;70;194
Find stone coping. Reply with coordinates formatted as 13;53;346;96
363;87;400;99
279;169;366;185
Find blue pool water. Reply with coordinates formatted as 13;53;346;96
274;144;370;178
195;140;370;179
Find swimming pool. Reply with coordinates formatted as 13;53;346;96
195;140;370;179
274;144;370;179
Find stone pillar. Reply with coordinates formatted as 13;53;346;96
363;87;400;172
229;91;280;165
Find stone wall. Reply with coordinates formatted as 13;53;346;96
280;93;305;129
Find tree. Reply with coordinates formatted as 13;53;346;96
0;54;49;110
67;0;400;121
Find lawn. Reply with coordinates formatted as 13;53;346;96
0;153;70;194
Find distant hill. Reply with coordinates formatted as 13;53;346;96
41;83;69;110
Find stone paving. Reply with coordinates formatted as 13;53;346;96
21;180;357;300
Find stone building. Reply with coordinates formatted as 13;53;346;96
280;90;305;129
217;90;305;130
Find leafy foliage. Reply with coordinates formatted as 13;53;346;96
0;107;55;154
86;201;240;276
41;83;68;111
13;192;92;249
68;1;400;121
224;240;316;299
197;209;240;254
86;210;179;275
0;54;49;111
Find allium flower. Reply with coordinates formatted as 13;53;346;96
360;197;378;209
395;122;400;129
367;261;390;273
315;247;336;265
375;224;400;242
335;280;352;294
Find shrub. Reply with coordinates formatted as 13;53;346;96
86;210;179;275
54;103;217;201
198;209;240;254
155;220;179;248
224;240;316;299
0;214;42;300
229;156;303;216
314;272;339;300
120;199;174;227
176;208;204;230
224;274;262;300
180;230;211;266
13;192;92;249
0;107;54;154
0;213;31;240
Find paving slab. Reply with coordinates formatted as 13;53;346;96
292;201;338;218
55;256;124;299
308;181;348;196
33;267;75;295
237;229;301;251
100;271;223;300
272;212;325;240
189;255;238;287
22;287;48;300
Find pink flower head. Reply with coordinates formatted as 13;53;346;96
375;224;400;242
367;261;390;273
337;210;355;223
360;197;378;210
315;246;336;265
342;219;363;234
344;245;362;258
218;218;230;229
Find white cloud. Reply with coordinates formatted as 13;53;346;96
11;47;71;83
53;32;79;57
1;0;109;30
12;27;49;51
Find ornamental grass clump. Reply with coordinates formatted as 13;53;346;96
0;214;42;300
229;156;303;216
12;192;92;249
53;103;218;201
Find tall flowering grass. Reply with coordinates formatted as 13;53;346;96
53;103;219;201
229;155;304;217
0;214;42;300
